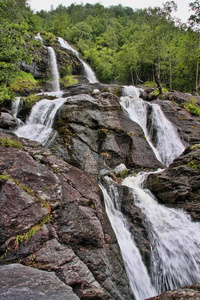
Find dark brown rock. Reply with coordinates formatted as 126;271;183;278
146;145;200;221
52;92;162;175
0;263;79;300
0;132;133;300
146;284;200;300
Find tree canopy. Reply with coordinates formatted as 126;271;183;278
0;0;200;100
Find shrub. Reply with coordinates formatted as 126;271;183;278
183;98;200;116
22;94;44;108
153;87;168;97
0;84;14;105
9;71;37;93
60;75;78;87
143;81;157;88
0;137;23;148
40;31;57;44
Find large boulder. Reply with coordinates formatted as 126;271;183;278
0;263;79;300
151;92;200;145
0;132;133;300
146;145;200;221
147;284;200;300
52;92;163;175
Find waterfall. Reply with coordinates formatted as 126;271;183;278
15;45;66;145
11;97;21;118
58;37;98;84
100;182;157;300
120;86;185;166
48;46;60;92
123;173;200;294
15;97;66;145
35;33;43;42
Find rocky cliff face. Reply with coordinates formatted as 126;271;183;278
1;36;200;299
0;131;134;299
146;145;200;221
52;91;163;175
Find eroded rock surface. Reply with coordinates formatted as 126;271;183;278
0;132;133;300
146;284;200;300
0;263;79;300
146;145;200;221
52;92;162;175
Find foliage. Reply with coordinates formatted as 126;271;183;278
60;75;78;87
0;1;200;92
0;84;14;105
40;31;57;44
187;160;200;169
8;71;37;93
21;94;44;108
153;87;169;97
183;98;200;116
143;81;158;88
0;137;23;148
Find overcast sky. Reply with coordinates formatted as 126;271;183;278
29;0;192;23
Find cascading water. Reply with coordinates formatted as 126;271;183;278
48;46;60;92
15;42;66;145
35;33;43;42
99;182;157;300
120;86;185;166
58;37;98;84
11;97;21;118
15;97;66;145
101;85;196;299
123;172;200;294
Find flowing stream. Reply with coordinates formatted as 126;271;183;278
15;47;66;145
120;86;185;166
48;46;60;92
58;37;98;83
11;97;21;117
100;182;157;300
101;86;199;299
123;173;200;294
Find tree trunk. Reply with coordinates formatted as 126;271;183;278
155;56;162;96
169;55;172;91
196;34;200;91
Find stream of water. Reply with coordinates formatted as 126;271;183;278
101;86;200;299
58;37;98;83
15;46;66;145
123;172;200;294
120;86;185;166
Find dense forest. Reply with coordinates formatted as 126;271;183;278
0;0;200;104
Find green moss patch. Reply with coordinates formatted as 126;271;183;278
183;98;200;116
60;75;78;87
9;71;38;93
0;137;23;148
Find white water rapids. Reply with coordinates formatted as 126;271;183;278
48;46;60;92
120;86;185;166
100;86;200;299
15;47;66;145
15;97;66;145
100;183;157;300
58;37;98;84
123;173;200;294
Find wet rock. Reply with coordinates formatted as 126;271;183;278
146;284;200;300
0;112;18;129
0;132;133;300
52;92;162;175
150;92;200;146
146;145;200;221
21;46;50;80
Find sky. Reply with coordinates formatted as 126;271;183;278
29;0;192;23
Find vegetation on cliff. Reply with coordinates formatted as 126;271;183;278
0;0;199;104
